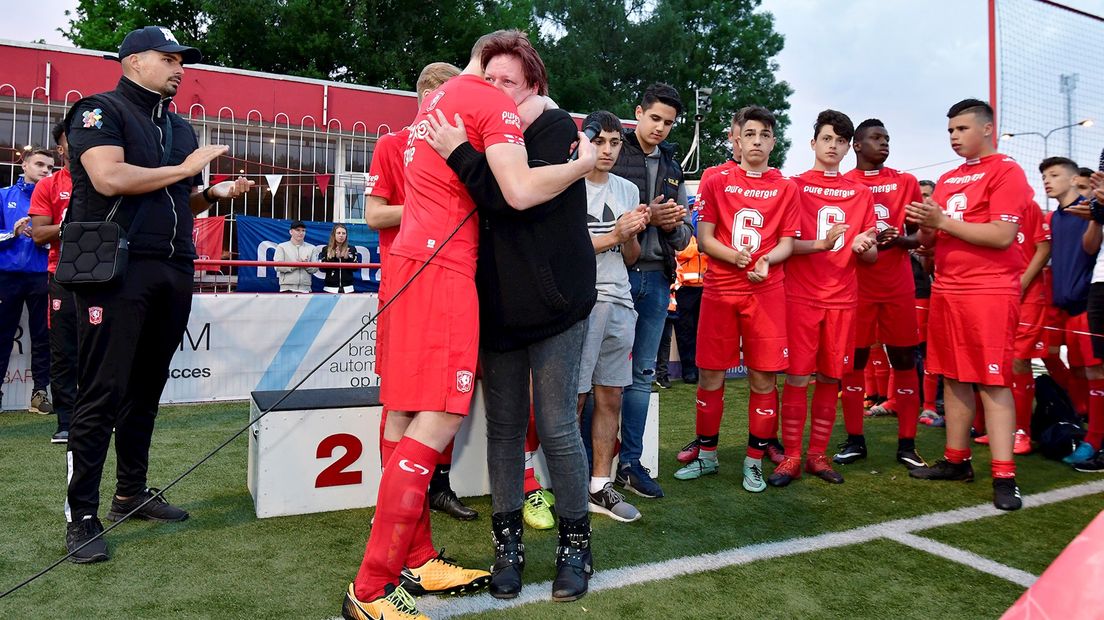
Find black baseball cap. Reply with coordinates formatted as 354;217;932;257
104;26;202;64
289;220;306;230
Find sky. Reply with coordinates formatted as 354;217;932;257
3;0;1103;179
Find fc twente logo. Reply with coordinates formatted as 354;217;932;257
456;370;474;394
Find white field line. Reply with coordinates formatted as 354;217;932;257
407;480;1104;619
883;531;1038;588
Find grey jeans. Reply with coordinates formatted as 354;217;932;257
481;320;589;520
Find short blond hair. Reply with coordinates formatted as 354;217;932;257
416;62;461;102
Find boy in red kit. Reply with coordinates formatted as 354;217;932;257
834;119;927;470
672;106;799;493
364;62;481;523
905;98;1030;512
768;109;878;488
975;200;1049;454
342;31;597;620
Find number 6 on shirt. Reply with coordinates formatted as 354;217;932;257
817;205;846;251
732;208;764;253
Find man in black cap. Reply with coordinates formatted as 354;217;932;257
63;26;253;563
274;219;318;292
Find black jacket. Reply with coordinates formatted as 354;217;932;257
445;108;596;351
320;248;361;290
66;76;201;266
610;130;690;279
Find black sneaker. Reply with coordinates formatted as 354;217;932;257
682;369;699;385
66;515;109;564
105;488;189;523
1073;450;1104;473
429;488;478;521
655;376;672;389
615;462;664;498
908;458;974;482
832;436;867;464
51;430;69;444
992;478;1022;511
896;448;928;470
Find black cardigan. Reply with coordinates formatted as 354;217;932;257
445;108;596;351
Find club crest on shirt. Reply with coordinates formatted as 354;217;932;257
82;108;103;129
988;363;1000;375
89;306;104;325
456;370;474;394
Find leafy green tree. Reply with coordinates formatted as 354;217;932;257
63;0;791;170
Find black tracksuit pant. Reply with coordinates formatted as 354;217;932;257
48;276;78;433
65;257;192;521
0;271;50;399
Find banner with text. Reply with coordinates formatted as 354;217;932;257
2;294;382;410
235;215;380;293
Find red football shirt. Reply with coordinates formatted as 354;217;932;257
787;169;877;308
844;167;922;303
390;74;523;277
699;158;739;188
1016;200;1050;303
27;167;71;273
697;166;800;294
931;154;1031;295
365;128;409;263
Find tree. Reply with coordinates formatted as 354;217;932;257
63;0;791;170
535;0;792;171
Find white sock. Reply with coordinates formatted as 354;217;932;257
700;449;718;462
744;456;762;468
524;451;535;468
589;476;611;494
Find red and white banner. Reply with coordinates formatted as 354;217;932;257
192;215;226;273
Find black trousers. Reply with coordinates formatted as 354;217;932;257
673;286;702;375
66;258;192;521
48;276;78;433
655;316;675;380
0;271;50;398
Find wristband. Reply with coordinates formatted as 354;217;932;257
202;186;217;203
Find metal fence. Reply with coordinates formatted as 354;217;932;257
0;85;393;291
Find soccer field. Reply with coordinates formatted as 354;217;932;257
0;380;1100;619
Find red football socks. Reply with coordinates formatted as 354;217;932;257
1012;371;1034;433
1087;379;1104;450
696;386;725;451
747;389;779;459
944;446;971;464
781;383;808;458
922;370;939;411
894;369;920;440
808;381;838;456
991;458;1016;479
841;369;866;436
354;437;440;601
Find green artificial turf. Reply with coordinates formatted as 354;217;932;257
0;380;1098;618
465;539;1027;620
919;494;1103;575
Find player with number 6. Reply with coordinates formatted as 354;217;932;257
770;109;878;489
904;99;1032;512
672;106;800;493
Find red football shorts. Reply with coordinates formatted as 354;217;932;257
915;298;930;344
1047;308;1101;367
697;285;788;372
855;294;920;348
786;299;856;380
1013;301;1047;360
379;255;479;415
926;292;1017;387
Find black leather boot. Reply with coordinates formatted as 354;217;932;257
552;514;592;602
489;509;525;599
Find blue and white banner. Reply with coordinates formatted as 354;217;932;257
235;215;380;293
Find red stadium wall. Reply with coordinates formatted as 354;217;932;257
0;40;420;133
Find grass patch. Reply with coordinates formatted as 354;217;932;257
464;539;1026;619
919;494;1102;575
0;379;1096;618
